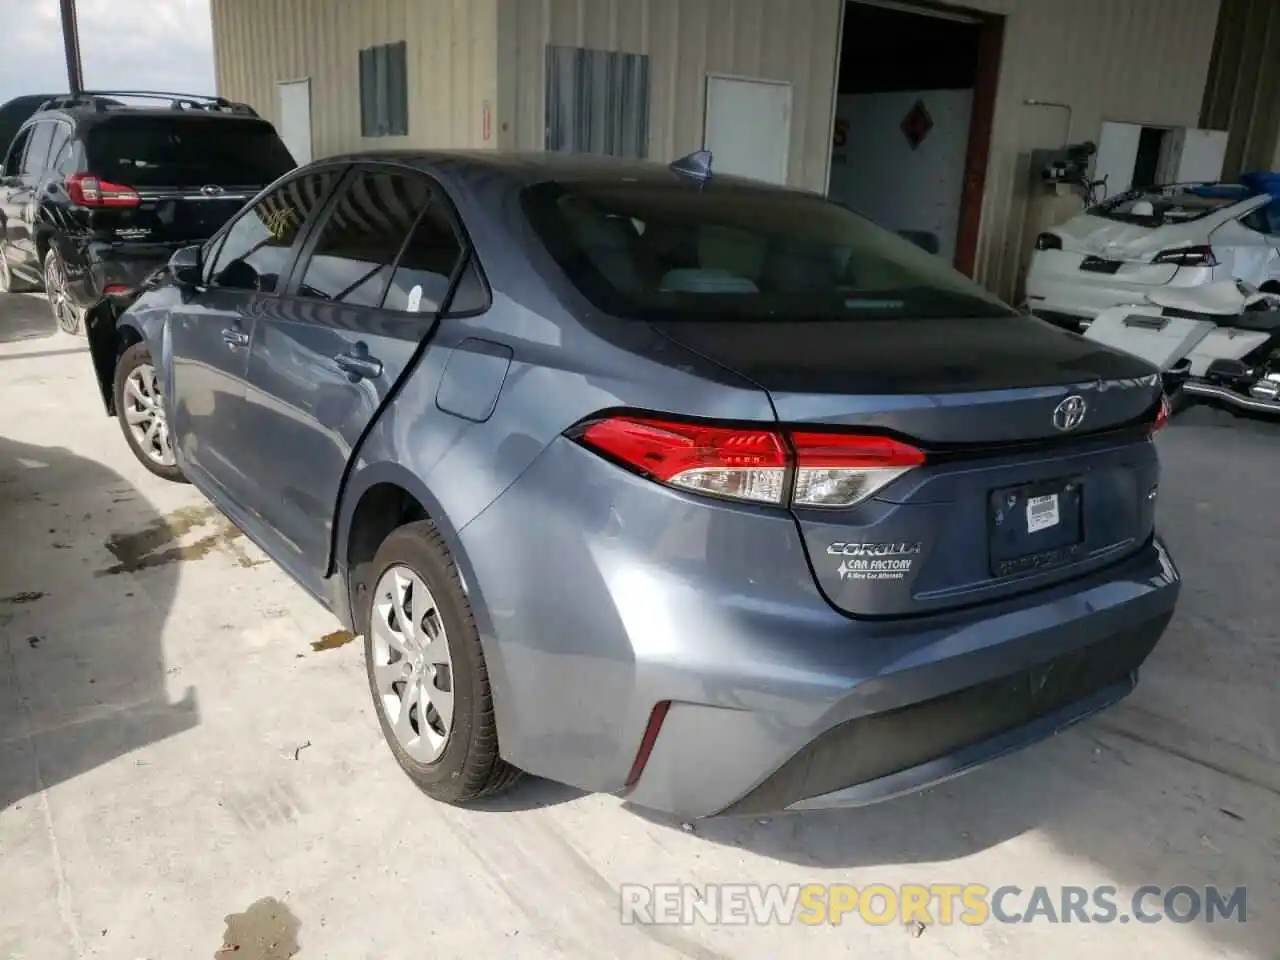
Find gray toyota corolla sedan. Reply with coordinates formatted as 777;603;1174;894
94;149;1179;819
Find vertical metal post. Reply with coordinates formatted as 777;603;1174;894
58;0;84;94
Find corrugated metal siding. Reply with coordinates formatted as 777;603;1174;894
210;0;498;159
1201;0;1280;179
496;0;843;191
951;0;1221;298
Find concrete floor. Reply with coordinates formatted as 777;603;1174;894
0;291;1277;959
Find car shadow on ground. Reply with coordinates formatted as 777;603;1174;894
0;432;199;814
0;293;55;344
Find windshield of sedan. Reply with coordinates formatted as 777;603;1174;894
521;180;1015;322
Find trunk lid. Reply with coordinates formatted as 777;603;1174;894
650;315;1163;617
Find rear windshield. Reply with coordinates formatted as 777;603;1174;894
521;181;1014;322
1088;185;1252;227
86;116;296;187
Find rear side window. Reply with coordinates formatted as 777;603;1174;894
20;122;54;176
209;171;337;293
297;171;431;306
382;203;466;313
85;116;296;188
522;181;1011;322
44;124;71;175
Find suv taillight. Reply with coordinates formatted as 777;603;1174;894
577;415;925;508
67;173;141;209
1152;245;1217;267
1151;393;1171;435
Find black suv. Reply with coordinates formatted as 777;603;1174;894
0;91;295;333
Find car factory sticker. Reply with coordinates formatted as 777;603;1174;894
827;541;921;582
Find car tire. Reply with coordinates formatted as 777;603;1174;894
113;342;187;483
361;521;522;804
0;242;35;293
44;248;83;335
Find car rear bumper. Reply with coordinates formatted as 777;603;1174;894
1025;256;1214;321
458;438;1181;819
66;241;182;307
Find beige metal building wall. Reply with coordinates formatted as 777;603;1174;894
210;0;499;160
495;0;843;192
957;0;1222;298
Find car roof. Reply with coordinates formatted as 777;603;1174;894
321;148;801;193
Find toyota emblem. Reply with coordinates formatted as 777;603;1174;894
1053;395;1088;432
200;184;225;197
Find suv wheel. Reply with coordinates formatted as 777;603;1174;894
44;249;83;335
0;243;34;294
113;343;186;483
361;522;522;804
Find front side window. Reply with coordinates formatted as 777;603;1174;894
209;171;337;293
296;171;431;306
522;180;1013;322
20;122;54;177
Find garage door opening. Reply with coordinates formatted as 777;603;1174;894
829;0;1003;274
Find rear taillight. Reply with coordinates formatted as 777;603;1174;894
1151;393;1171;435
66;173;141;209
790;432;926;507
580;416;787;504
1152;245;1217;267
1035;232;1063;251
577;415;925;508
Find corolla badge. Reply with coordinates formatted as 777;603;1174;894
200;184;225;197
1053;395;1088;432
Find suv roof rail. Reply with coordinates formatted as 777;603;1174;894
36;90;259;118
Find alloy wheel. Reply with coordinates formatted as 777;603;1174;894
122;364;177;467
370;565;455;764
44;254;79;334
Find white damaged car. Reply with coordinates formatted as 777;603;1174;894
1026;181;1280;330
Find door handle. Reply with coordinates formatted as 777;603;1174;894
221;328;249;348
333;350;383;380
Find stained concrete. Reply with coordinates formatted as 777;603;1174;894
1;294;1277;959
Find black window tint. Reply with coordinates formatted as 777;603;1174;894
382;202;464;313
20;122;54;176
297;172;430;306
86;116;296;188
209;172;336;293
1241;199;1280;236
3;128;30;176
447;257;490;314
45;125;70;175
521;182;1014;322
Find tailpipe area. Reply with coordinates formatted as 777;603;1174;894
1181;380;1280;415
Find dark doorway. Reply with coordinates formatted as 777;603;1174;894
830;1;1003;275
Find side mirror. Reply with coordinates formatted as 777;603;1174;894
169;244;203;287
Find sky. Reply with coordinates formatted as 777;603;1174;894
0;0;216;104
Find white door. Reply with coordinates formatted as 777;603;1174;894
703;76;791;185
277;79;312;166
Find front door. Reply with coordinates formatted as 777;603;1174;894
238;166;472;593
167;168;340;510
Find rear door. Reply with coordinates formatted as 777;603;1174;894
237;165;476;592
167;168;339;509
80;114;297;247
1;121;54;274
